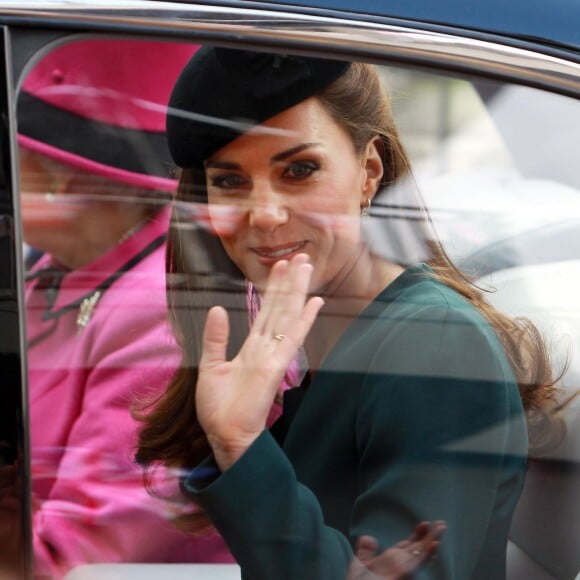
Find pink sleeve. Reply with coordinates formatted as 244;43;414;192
32;302;232;578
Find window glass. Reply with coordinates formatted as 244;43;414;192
16;38;580;579
384;67;579;385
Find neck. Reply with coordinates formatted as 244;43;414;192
304;248;404;370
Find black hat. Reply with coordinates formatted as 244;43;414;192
166;46;350;168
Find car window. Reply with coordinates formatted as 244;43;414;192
13;36;580;580
381;67;580;261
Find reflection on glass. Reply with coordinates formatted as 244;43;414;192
16;37;580;580
17;39;238;578
135;46;578;580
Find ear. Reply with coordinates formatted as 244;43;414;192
360;136;383;207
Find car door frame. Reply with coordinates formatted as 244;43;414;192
0;3;579;577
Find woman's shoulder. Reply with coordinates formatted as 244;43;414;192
368;264;514;381
376;263;491;330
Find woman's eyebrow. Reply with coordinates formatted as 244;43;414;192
205;143;320;169
271;143;320;163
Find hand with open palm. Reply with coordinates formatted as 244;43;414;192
196;254;324;470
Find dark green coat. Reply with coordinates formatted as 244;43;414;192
186;264;527;579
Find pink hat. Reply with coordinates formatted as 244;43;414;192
17;39;199;192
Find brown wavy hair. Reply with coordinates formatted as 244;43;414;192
135;62;565;531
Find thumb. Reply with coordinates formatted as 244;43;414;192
200;306;229;368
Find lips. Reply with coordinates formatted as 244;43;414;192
251;241;307;261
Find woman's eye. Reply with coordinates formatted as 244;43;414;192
209;173;247;190
283;161;319;180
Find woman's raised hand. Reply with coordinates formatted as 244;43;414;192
196;253;324;470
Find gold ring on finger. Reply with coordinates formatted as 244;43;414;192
273;333;285;342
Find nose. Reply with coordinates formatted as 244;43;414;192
248;187;289;231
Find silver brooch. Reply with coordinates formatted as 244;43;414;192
76;290;102;334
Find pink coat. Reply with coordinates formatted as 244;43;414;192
26;206;233;578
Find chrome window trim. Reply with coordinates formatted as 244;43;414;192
0;1;579;98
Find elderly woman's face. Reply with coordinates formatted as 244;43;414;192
18;147;148;257
205;97;382;293
18;148;85;248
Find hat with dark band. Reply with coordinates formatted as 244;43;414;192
166;46;350;169
18;39;199;191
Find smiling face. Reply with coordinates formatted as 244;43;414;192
204;97;383;294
